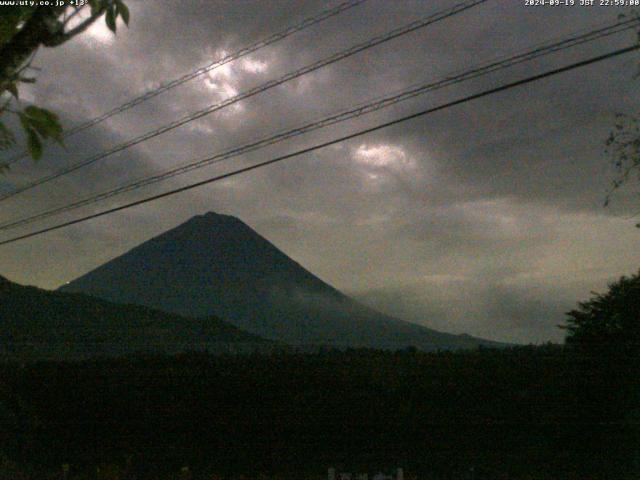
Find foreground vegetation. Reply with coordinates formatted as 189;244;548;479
1;272;638;479
1;343;638;480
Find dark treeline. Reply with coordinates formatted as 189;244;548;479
1;345;638;480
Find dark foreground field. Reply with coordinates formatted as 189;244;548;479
1;345;638;479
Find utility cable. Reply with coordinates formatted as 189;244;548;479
0;43;636;246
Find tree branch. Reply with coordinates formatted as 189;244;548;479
46;4;108;47
0;6;65;86
61;5;87;28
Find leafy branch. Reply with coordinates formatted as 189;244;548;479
603;11;640;226
0;0;129;168
605;114;640;227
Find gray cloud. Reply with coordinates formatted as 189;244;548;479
1;0;639;343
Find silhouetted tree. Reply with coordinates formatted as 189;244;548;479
561;271;640;474
562;270;640;357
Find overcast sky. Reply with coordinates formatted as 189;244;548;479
1;0;639;343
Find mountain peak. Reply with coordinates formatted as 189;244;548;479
193;211;243;223
200;211;238;221
179;211;247;232
60;214;504;350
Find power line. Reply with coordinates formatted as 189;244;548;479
1;43;637;247
1;18;636;233
2;0;369;167
0;0;488;202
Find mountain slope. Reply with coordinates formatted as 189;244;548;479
0;274;268;361
60;212;503;350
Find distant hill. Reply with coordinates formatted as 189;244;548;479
61;212;504;351
0;275;268;361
